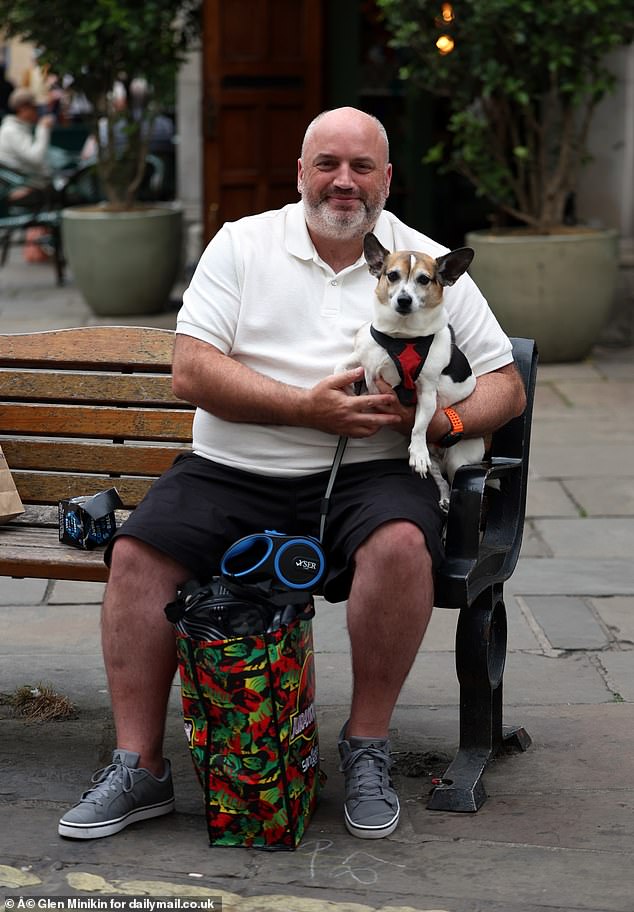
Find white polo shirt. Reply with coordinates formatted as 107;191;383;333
177;202;512;476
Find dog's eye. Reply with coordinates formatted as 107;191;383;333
417;274;431;286
386;271;400;282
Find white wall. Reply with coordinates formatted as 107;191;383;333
175;48;204;270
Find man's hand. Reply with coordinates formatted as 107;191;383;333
305;368;403;437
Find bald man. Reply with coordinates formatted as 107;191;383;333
59;108;525;843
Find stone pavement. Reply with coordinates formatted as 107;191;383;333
1;250;634;912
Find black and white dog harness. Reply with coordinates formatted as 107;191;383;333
370;323;472;406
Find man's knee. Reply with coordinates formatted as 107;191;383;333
108;536;188;588
355;521;432;575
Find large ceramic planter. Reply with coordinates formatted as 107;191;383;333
62;205;183;316
465;228;619;362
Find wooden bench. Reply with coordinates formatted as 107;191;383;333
0;326;193;582
0;325;537;812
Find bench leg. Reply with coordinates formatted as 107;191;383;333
51;224;65;286
427;584;531;812
1;230;11;266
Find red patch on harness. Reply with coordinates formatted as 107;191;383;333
398;343;424;395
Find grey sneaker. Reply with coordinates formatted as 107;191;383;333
338;724;400;839
58;749;175;839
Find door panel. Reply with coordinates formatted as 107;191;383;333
202;0;323;242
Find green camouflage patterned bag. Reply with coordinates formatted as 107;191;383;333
174;597;320;850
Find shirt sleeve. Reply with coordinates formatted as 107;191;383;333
176;224;242;353
444;272;514;376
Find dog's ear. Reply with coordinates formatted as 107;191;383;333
436;247;474;286
363;233;390;278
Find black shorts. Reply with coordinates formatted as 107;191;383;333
106;453;445;603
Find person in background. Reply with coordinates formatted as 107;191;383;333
0;87;54;178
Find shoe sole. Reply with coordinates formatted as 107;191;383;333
58;796;175;840
344;805;400;839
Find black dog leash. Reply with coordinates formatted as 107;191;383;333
319;434;348;543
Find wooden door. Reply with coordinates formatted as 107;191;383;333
202;0;323;242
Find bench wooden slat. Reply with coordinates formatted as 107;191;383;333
0;326;175;371
2;439;186;476
12;472;157;508
0;369;180;405
0;528;108;582
0;326;189;580
2;403;194;440
11;504;132;527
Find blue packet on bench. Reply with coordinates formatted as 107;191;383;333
58;487;123;550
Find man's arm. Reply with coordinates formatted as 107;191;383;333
375;363;526;444
172;333;402;439
428;363;526;444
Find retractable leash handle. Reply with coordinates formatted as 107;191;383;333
219;435;348;593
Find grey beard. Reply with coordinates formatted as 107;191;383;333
303;197;384;241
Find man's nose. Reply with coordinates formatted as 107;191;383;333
332;163;354;188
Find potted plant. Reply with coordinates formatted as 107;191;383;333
0;0;200;316
377;0;634;361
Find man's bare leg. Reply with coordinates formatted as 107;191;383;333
345;520;434;739
102;536;191;776
338;520;434;838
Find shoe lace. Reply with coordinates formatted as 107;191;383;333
80;761;136;807
340;746;393;800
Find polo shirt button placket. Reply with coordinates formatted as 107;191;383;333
322;275;342;315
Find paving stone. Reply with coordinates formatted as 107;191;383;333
521;595;609;650
531;413;634;445
48;579;106;604
532;383;569;413
565;476;634;516
553;379;634;411
531;517;634;558
519;520;552;557
530;443;634;478
591;596;634;644
0;603;100;654
536;361;603;382
0;577;48;605
511;558;634;596
525;479;579;518
598;651;634;702
502;651;611;704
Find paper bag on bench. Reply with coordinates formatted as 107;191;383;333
0;445;25;524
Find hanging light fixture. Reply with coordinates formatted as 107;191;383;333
436;34;455;55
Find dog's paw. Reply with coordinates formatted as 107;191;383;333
408;444;432;477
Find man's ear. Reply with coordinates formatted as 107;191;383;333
436;247;474;286
363;232;390;278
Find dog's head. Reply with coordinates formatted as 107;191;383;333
363;232;474;317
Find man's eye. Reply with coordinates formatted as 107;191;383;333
386;271;400;282
417;274;431;285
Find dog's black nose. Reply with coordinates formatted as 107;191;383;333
396;293;412;314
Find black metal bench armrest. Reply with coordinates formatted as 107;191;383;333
434;337;538;610
443;456;523;560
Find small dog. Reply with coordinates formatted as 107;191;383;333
337;232;485;507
